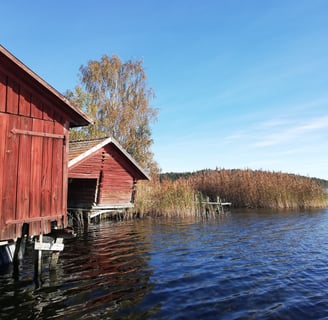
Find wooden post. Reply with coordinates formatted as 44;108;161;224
37;234;43;275
216;196;222;214
34;235;64;276
205;196;210;215
13;223;29;278
83;210;89;226
13;223;29;261
50;238;63;270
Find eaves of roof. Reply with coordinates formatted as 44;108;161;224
0;44;92;127
68;137;150;180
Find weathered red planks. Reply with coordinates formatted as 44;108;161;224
1;114;66;237
2;115;20;225
61;121;70;224
101;149;133;204
68;140;148;209
29;118;43;220
0;70;6;112
52;121;64;218
19;85;31;117
0;45;90;241
73;147;133;205
6;77;19;114
16;116;32;220
0;114;8;238
42;101;54;121
30;95;43;119
69;150;103;176
41;121;54;217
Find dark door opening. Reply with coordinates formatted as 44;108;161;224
68;178;98;209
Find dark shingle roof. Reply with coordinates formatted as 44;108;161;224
68;137;107;161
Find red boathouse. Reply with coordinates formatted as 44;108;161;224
68;137;150;214
0;45;91;241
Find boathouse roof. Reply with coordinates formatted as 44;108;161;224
68;137;150;180
0;45;92;127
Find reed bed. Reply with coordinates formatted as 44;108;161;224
133;176;202;217
133;169;328;216
189;169;328;210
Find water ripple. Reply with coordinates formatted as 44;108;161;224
1;210;328;319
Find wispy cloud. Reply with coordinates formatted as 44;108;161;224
254;115;328;147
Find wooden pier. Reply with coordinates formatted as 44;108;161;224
202;196;232;215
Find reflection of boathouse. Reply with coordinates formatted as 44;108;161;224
0;45;91;263
68;137;150;216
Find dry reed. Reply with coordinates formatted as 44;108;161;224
133;176;201;217
133;169;328;216
189;169;328;210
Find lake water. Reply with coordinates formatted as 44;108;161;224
1;208;328;319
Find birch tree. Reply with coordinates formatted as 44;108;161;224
67;54;158;172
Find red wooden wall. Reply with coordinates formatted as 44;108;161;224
0;64;69;240
68;144;137;208
99;144;135;205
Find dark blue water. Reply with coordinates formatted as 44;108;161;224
1;209;328;319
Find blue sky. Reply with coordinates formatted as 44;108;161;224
1;1;328;179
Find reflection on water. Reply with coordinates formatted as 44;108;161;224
1;209;328;319
0;222;153;319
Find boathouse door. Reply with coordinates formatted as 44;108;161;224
67;178;98;209
0;113;67;239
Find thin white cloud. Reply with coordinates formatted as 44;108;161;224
254;115;328;148
222;132;246;143
260;118;292;128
